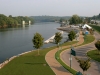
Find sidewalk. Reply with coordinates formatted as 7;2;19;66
45;31;84;75
61;31;100;75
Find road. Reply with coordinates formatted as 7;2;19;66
61;31;100;75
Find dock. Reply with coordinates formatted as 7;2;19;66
44;31;63;44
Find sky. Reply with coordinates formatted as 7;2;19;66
0;0;100;17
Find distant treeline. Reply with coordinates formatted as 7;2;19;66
30;16;71;22
91;13;100;20
0;14;34;28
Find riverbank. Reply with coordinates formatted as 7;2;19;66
0;50;33;69
0;22;60;63
57;26;79;33
0;41;78;75
0;30;95;75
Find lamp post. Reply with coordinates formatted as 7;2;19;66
69;52;72;69
70;45;76;69
69;45;72;69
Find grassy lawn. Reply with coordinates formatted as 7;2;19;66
87;50;100;62
82;34;95;45
61;41;78;46
90;25;100;33
0;41;77;75
0;33;95;75
55;34;95;75
0;47;56;75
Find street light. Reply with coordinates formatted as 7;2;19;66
69;45;76;69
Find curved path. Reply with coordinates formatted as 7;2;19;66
61;31;100;75
45;31;84;75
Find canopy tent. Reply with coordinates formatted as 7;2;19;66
82;24;92;29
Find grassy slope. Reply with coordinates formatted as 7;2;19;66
90;25;100;33
87;50;100;62
0;41;77;75
0;47;56;75
82;34;95;45
0;34;95;75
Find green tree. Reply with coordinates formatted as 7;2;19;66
7;18;14;27
9;15;12;18
32;33;44;55
69;15;82;25
76;57;91;75
95;40;100;54
54;32;62;46
68;31;76;41
59;18;64;23
0;14;7;27
0;20;6;27
84;17;91;24
54;32;62;59
14;20;18;26
0;14;34;28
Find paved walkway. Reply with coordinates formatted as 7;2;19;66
45;31;84;75
61;31;100;75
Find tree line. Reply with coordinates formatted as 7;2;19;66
91;13;100;20
59;13;100;25
30;16;71;22
0;14;34;28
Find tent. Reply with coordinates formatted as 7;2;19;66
82;24;92;29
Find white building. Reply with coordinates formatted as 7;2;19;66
29;20;31;25
22;21;25;25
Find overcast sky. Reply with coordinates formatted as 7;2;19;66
0;0;100;17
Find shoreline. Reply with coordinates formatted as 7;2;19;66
0;27;69;69
0;50;34;69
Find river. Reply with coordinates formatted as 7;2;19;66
0;22;67;63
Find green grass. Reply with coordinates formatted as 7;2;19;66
0;34;95;75
0;47;56;75
55;48;77;75
82;34;95;45
55;34;95;75
87;50;100;62
0;41;77;75
55;41;79;75
61;41;78;46
90;25;100;33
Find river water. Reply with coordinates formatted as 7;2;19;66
0;22;67;63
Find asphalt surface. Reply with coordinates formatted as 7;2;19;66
61;31;100;75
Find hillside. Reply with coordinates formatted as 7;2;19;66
30;16;71;22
